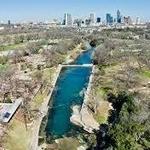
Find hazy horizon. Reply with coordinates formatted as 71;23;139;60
0;0;150;23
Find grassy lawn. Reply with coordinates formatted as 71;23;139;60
43;67;54;83
96;87;106;97
4;119;30;150
96;87;112;97
140;70;150;78
93;98;110;124
57;137;80;150
92;64;121;124
94;115;107;124
0;64;8;70
0;43;25;51
93;86;111;124
31;90;48;110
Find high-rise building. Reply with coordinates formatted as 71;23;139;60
136;17;141;24
8;20;11;25
106;13;113;24
63;13;73;26
96;17;101;23
89;13;95;25
117;10;122;23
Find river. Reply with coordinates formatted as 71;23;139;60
44;47;94;139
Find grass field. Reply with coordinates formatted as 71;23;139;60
4;119;30;150
140;70;150;78
0;43;25;51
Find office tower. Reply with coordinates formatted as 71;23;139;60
136;17;141;24
97;17;101;23
117;10;122;23
89;13;95;25
106;13;113;24
8;20;11;25
63;13;73;26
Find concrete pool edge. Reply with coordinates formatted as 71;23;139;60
70;65;99;133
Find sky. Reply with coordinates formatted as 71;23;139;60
0;0;150;23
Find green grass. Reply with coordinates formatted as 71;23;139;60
43;68;54;83
0;43;25;51
96;87;111;97
58;137;80;150
0;64;8;70
97;88;106;96
140;70;150;78
94;115;107;124
4;119;29;150
32;92;47;109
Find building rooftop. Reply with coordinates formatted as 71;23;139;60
0;98;22;123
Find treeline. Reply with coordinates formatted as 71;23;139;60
0;36;82;65
87;28;150;150
94;91;150;150
0;27;82;45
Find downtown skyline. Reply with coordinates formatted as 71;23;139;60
0;0;150;23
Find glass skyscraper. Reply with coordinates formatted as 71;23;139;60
63;13;73;26
117;10;122;23
106;13;113;24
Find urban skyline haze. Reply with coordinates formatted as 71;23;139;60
0;0;150;22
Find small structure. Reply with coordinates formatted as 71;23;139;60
0;98;22;123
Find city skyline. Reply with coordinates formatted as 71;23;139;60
0;0;150;23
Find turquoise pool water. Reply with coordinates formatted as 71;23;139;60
45;48;94;137
74;48;93;64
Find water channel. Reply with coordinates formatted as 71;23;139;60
44;47;94;139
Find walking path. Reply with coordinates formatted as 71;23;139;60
29;65;62;150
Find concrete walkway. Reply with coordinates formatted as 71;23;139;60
29;65;62;150
62;64;93;67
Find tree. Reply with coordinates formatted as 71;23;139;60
0;65;15;102
94;45;111;66
9;50;23;64
26;42;41;54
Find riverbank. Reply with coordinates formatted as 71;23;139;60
65;43;87;64
70;65;99;133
